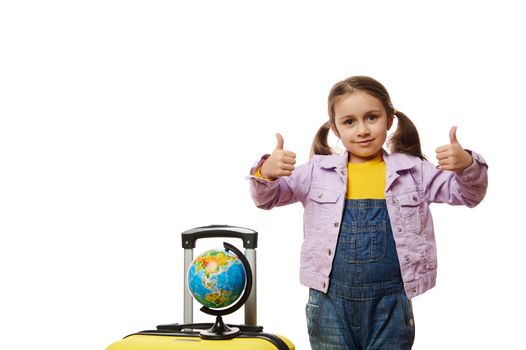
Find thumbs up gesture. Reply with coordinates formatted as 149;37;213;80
260;133;297;179
435;126;473;172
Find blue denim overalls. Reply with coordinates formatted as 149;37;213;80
306;199;415;349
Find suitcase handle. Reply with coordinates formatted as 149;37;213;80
181;225;258;249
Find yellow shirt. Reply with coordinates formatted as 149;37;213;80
347;154;386;199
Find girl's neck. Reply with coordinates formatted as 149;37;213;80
348;150;383;164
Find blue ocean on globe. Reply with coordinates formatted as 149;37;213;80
187;249;246;309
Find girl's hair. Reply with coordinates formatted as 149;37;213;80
310;76;425;159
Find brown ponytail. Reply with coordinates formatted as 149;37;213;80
310;121;332;157
311;75;425;160
388;110;425;160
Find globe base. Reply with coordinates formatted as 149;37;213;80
200;315;240;340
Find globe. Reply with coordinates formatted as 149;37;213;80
187;248;246;309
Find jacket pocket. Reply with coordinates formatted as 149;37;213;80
398;191;425;234
308;186;342;205
305;186;342;231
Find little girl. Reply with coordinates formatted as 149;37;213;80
248;76;488;349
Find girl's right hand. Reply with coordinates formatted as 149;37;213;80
260;133;297;179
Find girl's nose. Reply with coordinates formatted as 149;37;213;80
357;122;370;136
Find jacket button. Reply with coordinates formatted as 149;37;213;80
405;256;410;262
412;288;417;294
318;193;323;198
328;249;332;256
334;222;339;227
412;195;417;201
397;228;402;232
323;282;326;288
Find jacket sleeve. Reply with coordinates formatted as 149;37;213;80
421;150;488;207
248;155;312;210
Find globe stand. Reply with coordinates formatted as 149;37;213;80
200;315;240;340
196;242;253;341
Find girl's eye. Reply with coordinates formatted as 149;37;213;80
367;114;377;121
344;119;354;125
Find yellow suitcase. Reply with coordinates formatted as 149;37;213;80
106;225;295;350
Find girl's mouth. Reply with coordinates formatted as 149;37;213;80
356;139;374;146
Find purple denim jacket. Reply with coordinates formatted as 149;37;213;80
249;149;488;298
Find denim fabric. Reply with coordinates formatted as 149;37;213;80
306;288;415;350
306;199;415;349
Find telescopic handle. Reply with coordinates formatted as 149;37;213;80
181;225;258;249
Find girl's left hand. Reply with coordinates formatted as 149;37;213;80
435;126;473;173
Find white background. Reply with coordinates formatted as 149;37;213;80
1;1;524;349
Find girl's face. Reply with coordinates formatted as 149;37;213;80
331;91;393;163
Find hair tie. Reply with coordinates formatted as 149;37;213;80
393;109;397;115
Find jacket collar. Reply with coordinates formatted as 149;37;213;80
382;149;417;172
317;149;417;171
383;150;418;191
317;151;349;170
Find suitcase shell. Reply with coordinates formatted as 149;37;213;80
106;225;295;350
107;332;295;350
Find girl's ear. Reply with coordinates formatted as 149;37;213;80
387;115;394;130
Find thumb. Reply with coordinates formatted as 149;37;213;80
275;133;284;150
449;126;459;144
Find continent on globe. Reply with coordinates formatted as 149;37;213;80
187;249;246;309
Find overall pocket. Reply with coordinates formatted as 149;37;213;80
305;289;321;337
399;293;416;343
338;219;387;263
